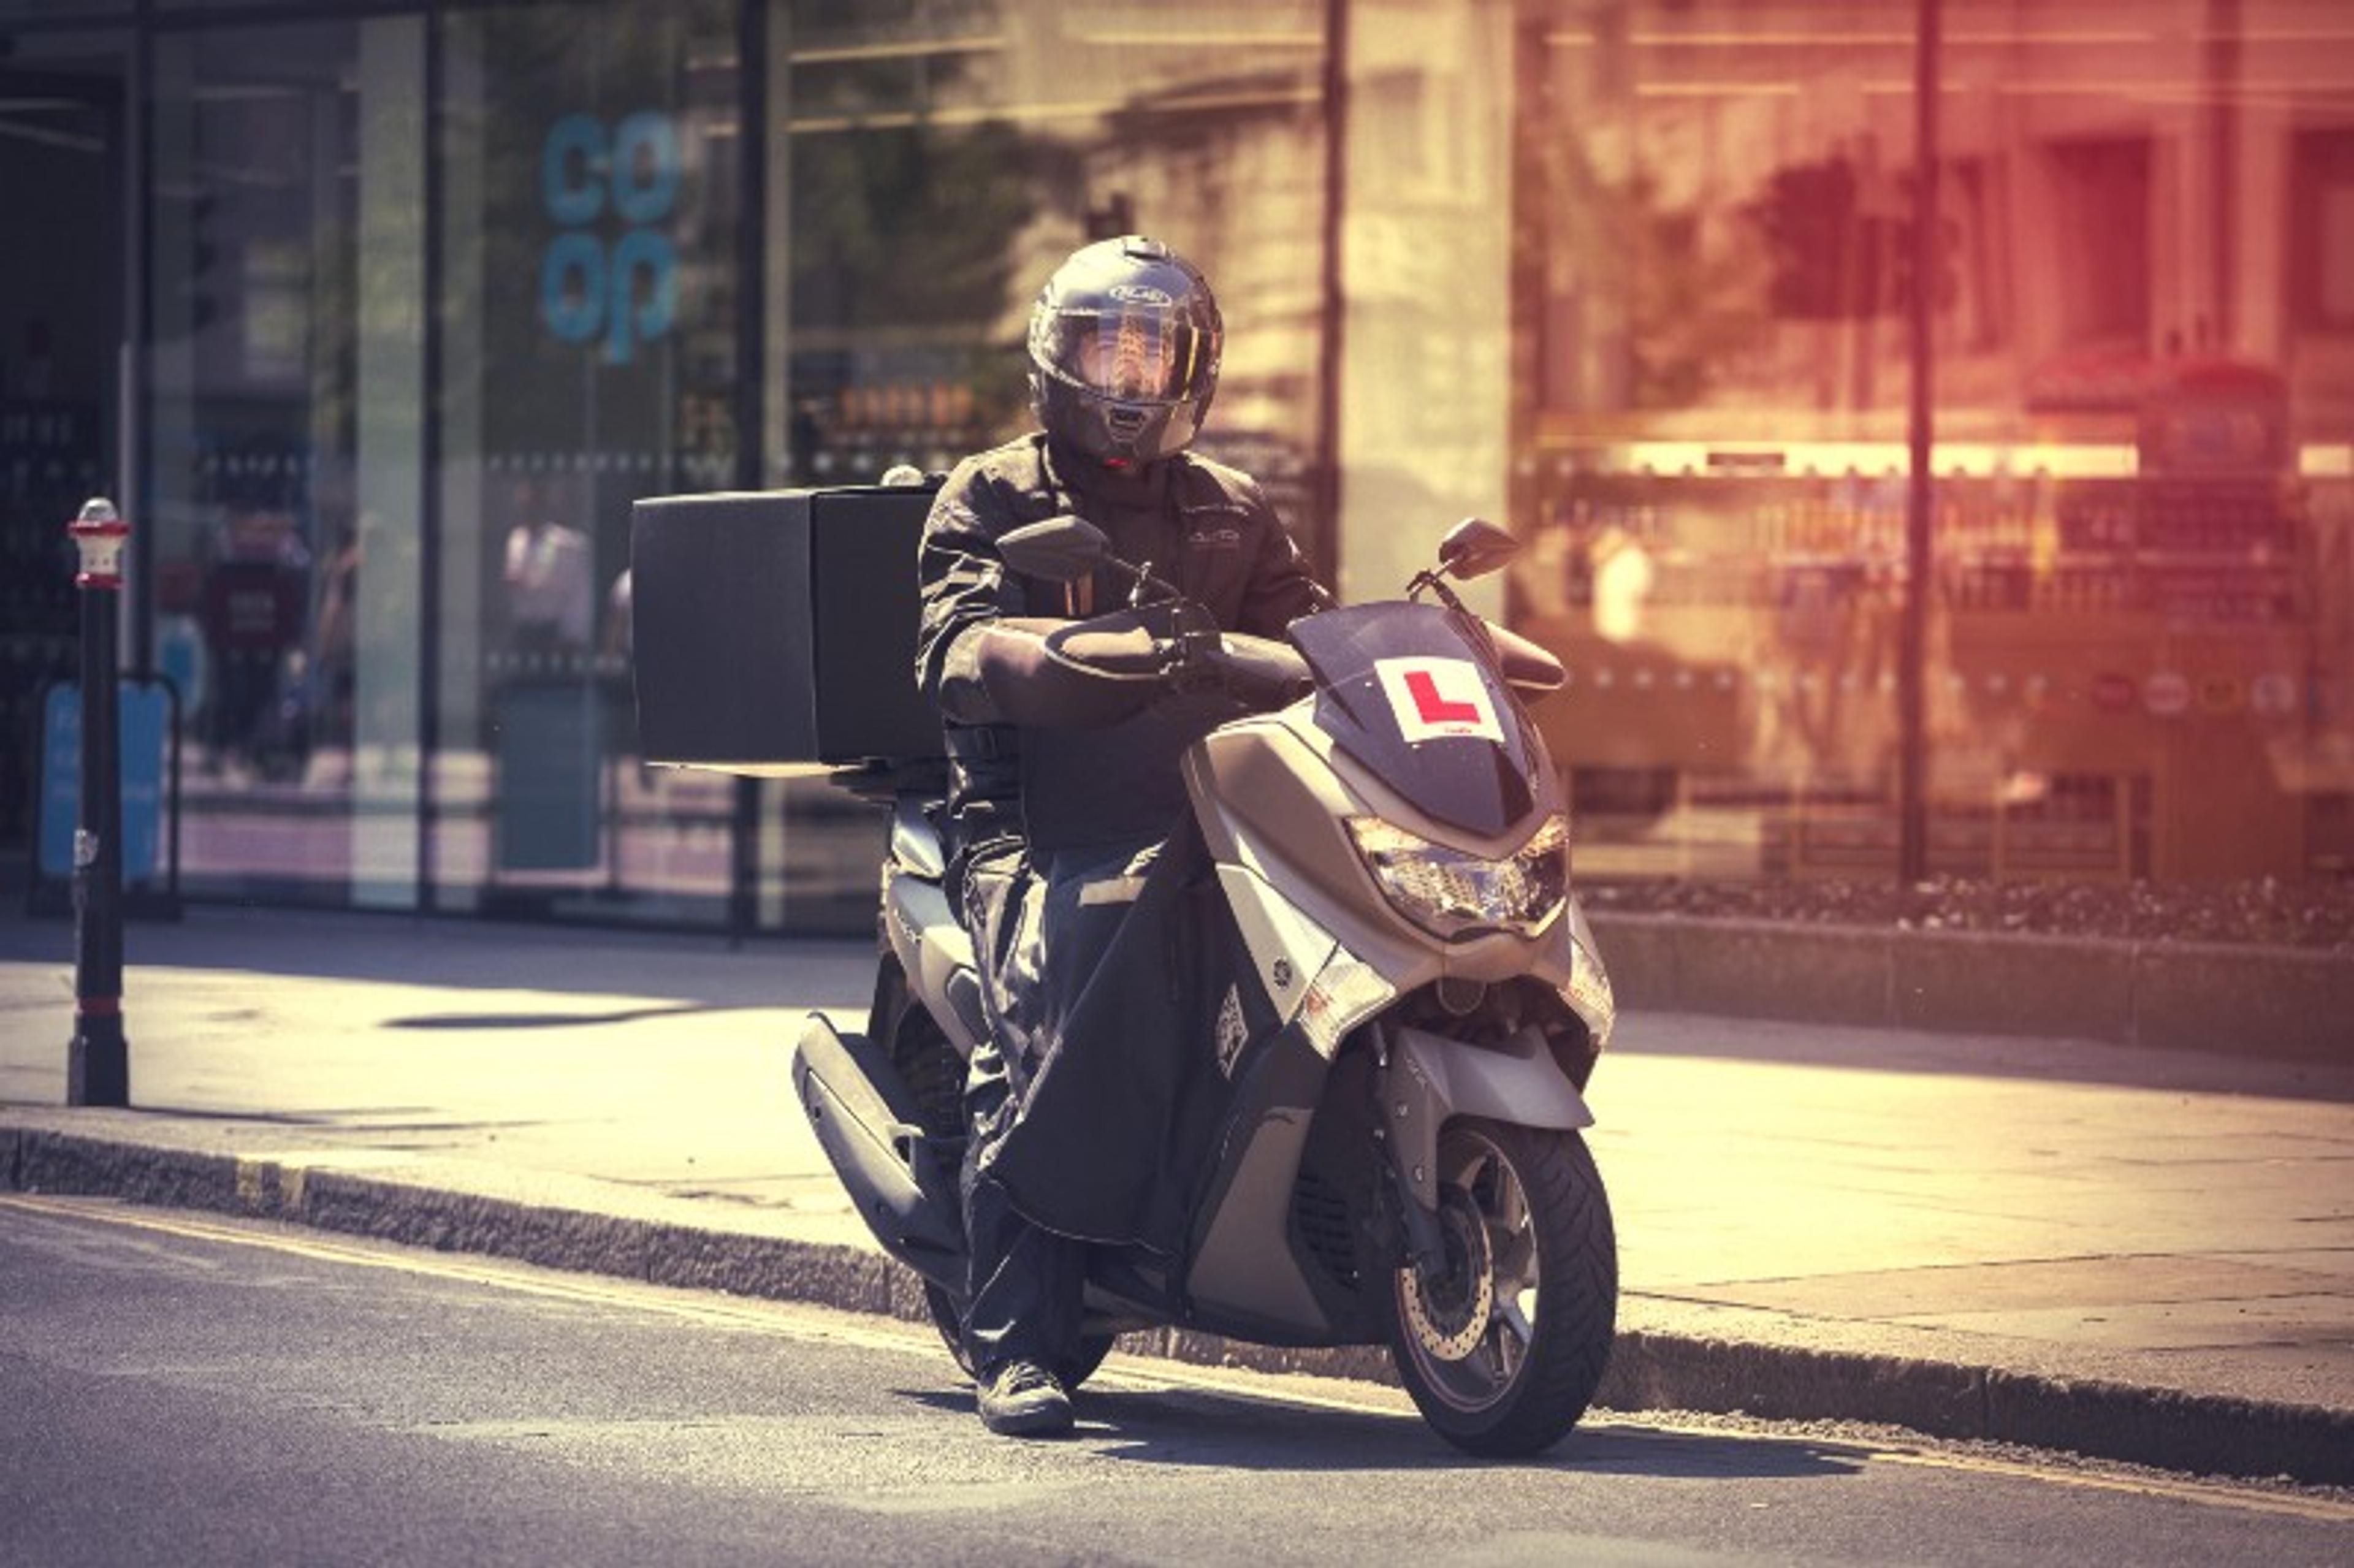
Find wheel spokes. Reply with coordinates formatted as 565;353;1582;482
1493;1292;1534;1385
1415;1129;1542;1403
1487;1214;1537;1285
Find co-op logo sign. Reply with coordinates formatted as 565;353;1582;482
539;112;679;364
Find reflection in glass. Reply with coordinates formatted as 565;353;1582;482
1507;0;2354;886
760;0;1333;931
148;17;425;907
774;0;1330;539
438;1;740;923
0;29;123;866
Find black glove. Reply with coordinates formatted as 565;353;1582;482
1159;612;1227;696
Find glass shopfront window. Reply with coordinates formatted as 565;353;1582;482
1507;0;2354;885
64;0;2349;929
753;0;1334;930
0;27;126;870
148;15;427;907
768;0;1330;517
436;1;741;922
110;0;1332;934
20;0;2347;939
1331;0;1520;604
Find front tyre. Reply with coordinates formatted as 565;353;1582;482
1387;1120;1617;1457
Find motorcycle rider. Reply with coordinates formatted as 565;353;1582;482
913;235;1327;1437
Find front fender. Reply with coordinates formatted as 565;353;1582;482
1382;1022;1594;1209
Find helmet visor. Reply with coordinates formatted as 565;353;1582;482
1034;306;1216;405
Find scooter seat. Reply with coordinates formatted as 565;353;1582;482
891;798;948;880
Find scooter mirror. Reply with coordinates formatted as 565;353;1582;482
997;514;1109;583
1436;516;1522;581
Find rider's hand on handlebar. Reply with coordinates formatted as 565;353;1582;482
1160;620;1226;695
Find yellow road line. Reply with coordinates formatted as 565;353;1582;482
7;1192;2349;1521
1854;1443;2354;1525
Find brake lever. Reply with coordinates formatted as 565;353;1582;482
1160;618;1224;694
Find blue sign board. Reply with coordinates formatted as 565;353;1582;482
38;680;173;884
539;110;680;364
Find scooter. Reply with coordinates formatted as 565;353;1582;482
793;514;1618;1456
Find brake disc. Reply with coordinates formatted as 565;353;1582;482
1399;1192;1495;1363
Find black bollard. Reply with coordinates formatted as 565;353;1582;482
66;496;130;1108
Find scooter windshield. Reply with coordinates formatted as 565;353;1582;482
1291;602;1542;839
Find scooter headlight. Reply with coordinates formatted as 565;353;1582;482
1346;814;1570;940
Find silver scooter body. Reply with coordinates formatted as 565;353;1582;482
806;652;1612;1341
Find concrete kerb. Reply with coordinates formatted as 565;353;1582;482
1587;913;2354;1060
6;1118;2348;1487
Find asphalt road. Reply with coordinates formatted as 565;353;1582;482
2;1195;2346;1568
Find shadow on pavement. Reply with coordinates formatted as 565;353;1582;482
93;1105;414;1125
0;900;872;1007
896;1385;1866;1480
12;887;2342;1103
123;1106;552;1139
1616;1012;2354;1105
381;1003;768;1030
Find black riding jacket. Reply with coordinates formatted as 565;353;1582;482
913;432;1323;853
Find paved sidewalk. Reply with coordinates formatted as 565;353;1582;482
2;900;2350;1483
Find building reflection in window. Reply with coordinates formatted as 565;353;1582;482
1507;0;2354;884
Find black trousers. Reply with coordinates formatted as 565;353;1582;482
954;836;1160;1374
959;1027;1086;1374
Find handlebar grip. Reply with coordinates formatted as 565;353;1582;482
1201;633;1314;710
968;612;1312;726
968;615;1173;728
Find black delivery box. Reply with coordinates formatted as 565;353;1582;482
631;484;943;770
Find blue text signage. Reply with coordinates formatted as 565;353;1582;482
539;111;680;365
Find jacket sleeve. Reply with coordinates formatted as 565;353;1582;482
1235;476;1328;639
914;460;1032;725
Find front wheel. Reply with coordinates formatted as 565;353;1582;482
1387;1119;1617;1457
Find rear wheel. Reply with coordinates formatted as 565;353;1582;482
1387;1119;1617;1457
886;996;967;1143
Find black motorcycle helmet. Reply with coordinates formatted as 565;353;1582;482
1026;234;1222;468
